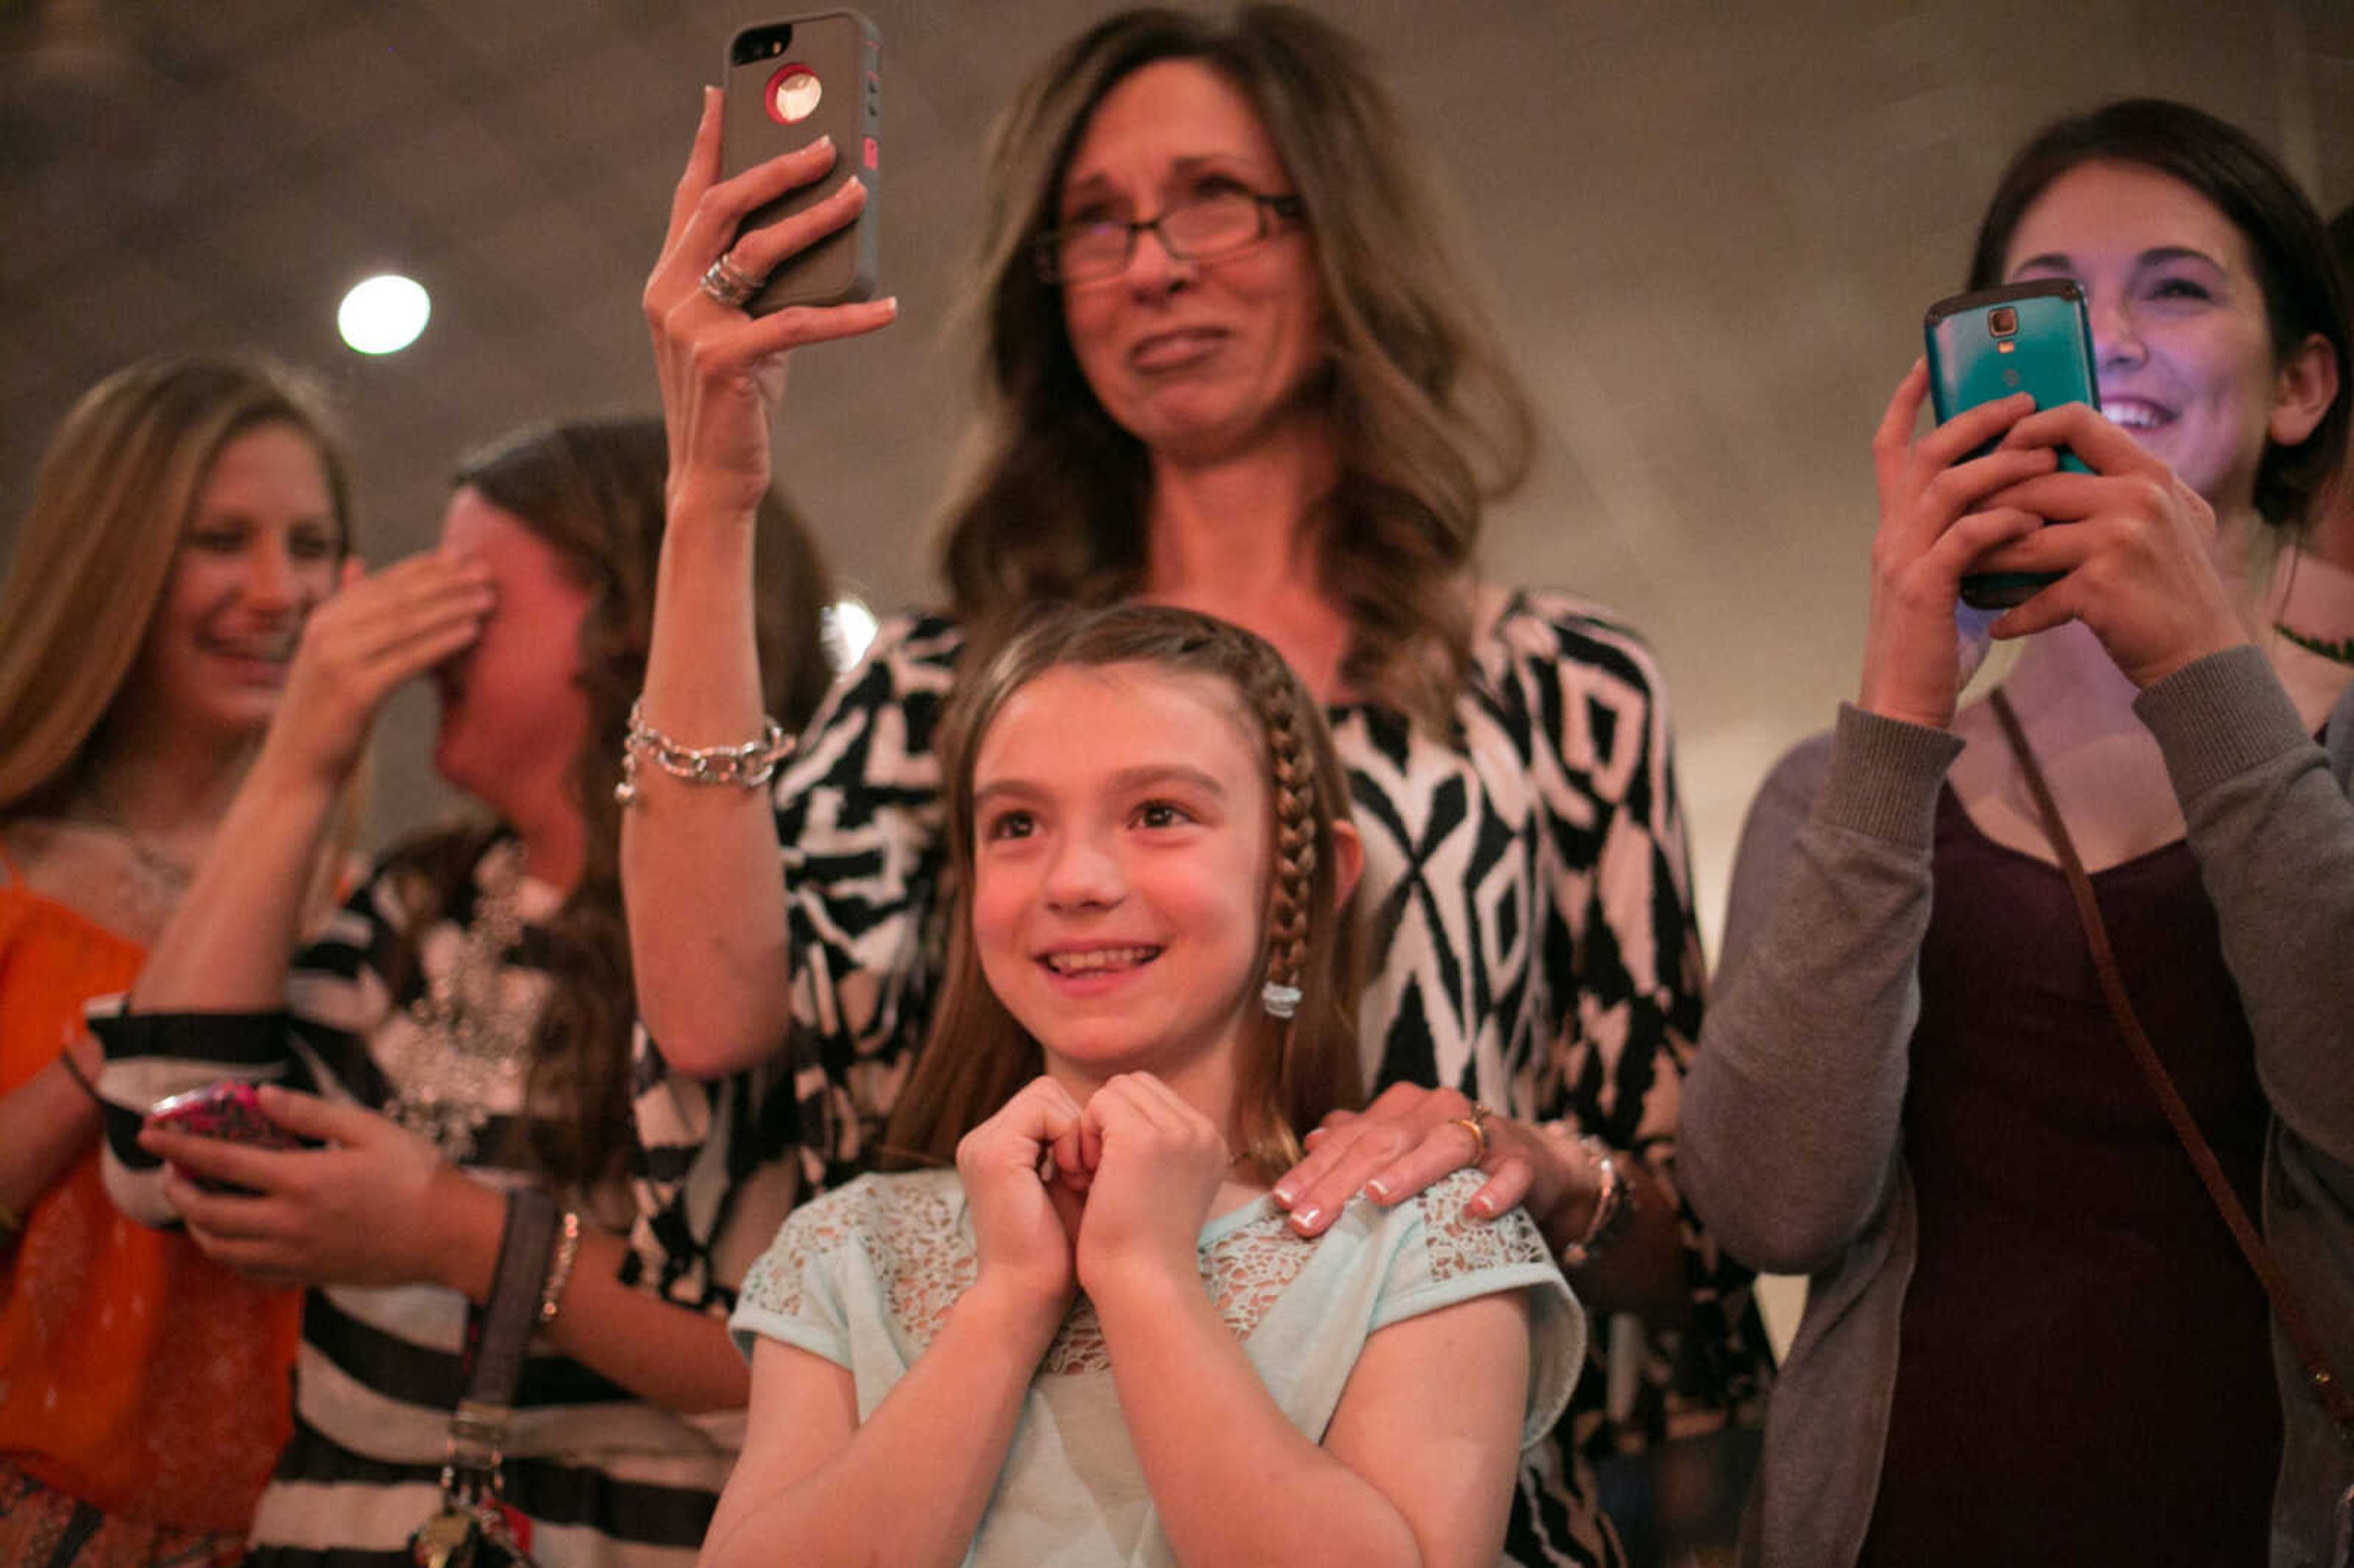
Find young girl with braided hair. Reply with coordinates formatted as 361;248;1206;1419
711;603;1582;1568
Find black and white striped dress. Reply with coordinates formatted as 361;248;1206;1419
631;588;1773;1568
99;837;794;1568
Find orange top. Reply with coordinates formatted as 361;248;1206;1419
0;868;300;1532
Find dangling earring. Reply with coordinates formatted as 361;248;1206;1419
1262;980;1302;1019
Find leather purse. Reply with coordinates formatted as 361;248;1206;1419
409;1191;558;1568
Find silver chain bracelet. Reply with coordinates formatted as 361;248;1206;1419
614;698;794;806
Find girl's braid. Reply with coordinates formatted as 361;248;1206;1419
1247;651;1319;1005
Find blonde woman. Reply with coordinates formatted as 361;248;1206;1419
0;356;351;1566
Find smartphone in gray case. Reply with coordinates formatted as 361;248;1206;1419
722;11;880;314
1924;278;2100;611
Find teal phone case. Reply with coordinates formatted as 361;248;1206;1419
1924;279;2098;609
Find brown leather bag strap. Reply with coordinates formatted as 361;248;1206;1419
1987;687;2354;1447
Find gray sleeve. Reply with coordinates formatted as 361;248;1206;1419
2135;646;2354;1168
1681;705;1963;1276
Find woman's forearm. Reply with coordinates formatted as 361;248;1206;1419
129;748;340;1011
0;1045;105;1219
415;1170;752;1415
621;497;795;1075
1541;1153;1691;1322
1682;710;1955;1276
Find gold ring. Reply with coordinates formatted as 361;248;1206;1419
1448;1106;1491;1165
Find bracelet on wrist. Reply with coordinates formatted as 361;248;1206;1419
538;1209;582;1328
1560;1134;1637;1269
614;698;794;806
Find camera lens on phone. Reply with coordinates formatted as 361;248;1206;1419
1989;306;2019;337
766;66;823;125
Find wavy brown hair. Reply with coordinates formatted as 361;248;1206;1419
883;602;1363;1184
934;5;1534;734
383;417;834;1188
0;355;354;813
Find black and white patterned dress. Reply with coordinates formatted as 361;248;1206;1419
633;587;1772;1567
99;837;794;1568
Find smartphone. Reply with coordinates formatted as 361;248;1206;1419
722;12;881;314
148;1080;300;1151
1924;278;2100;610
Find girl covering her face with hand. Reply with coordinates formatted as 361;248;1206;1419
710;604;1582;1568
93;418;836;1568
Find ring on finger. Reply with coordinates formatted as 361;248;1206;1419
1447;1104;1494;1166
699;251;763;309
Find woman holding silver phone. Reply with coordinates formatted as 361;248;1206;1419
628;7;1771;1562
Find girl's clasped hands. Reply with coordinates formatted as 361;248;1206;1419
960;1071;1232;1317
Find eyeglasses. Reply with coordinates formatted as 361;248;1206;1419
1034;188;1306;286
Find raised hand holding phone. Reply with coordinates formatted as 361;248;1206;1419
642;85;896;519
1970;401;2249;687
721;13;881;313
1925;279;2103;610
1858;359;2055;729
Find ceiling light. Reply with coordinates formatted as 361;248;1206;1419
338;274;430;355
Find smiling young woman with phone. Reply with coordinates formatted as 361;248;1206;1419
1682;99;2354;1568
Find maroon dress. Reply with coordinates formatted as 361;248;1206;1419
1855;788;2279;1567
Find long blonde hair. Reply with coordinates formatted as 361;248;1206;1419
0;355;354;813
934;6;1534;734
883;603;1363;1183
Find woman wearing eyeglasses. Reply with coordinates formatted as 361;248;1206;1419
628;10;1770;1563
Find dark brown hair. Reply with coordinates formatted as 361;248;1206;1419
1967;99;2350;530
386;417;834;1188
883;602;1363;1184
934;5;1534;733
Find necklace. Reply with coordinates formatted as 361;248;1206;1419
79;784;197;912
2276;620;2354;668
381;846;541;1160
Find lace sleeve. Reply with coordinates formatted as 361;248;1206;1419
729;1178;868;1369
728;1171;976;1371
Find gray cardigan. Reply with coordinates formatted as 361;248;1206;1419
1682;646;2354;1568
